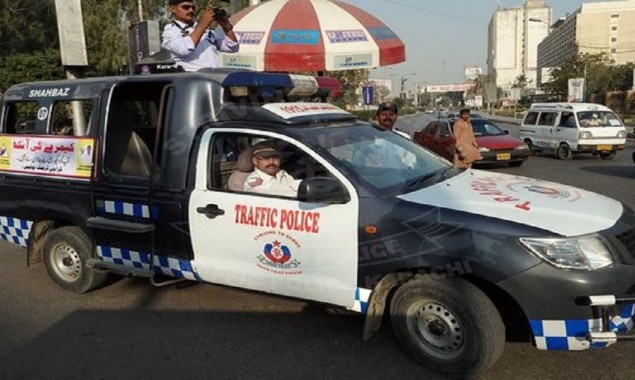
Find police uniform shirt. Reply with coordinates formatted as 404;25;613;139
243;168;299;197
161;20;240;72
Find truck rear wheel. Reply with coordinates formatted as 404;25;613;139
390;275;505;375
43;226;107;293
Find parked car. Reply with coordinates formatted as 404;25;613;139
413;118;531;166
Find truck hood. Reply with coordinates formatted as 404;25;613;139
398;169;622;236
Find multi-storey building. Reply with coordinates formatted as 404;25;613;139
537;0;635;87
487;0;552;92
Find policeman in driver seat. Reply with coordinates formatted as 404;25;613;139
243;141;299;197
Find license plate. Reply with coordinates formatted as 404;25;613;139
597;145;612;151
496;153;511;160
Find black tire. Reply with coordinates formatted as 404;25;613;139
555;144;573;160
390;276;505;376
599;151;616;160
508;160;524;167
43;226;107;293
632;151;635;165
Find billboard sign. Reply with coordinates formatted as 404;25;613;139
426;83;475;93
362;86;374;105
568;78;585;102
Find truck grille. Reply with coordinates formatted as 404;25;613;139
616;228;635;257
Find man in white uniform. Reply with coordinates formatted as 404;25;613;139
243;141;300;197
162;0;240;72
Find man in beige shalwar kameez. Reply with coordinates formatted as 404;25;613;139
452;108;482;168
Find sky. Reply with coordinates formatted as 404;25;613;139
341;0;619;89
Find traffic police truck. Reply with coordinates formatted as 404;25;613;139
1;70;635;376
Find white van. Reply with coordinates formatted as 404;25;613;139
519;102;627;159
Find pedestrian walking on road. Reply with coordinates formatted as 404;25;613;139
452;108;482;168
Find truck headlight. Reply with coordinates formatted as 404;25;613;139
519;234;613;270
617;131;626;139
579;131;593;139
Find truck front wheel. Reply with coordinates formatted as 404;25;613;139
390;275;505;375
555;144;573;160
43;226;107;293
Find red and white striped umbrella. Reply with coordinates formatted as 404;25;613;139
219;0;406;72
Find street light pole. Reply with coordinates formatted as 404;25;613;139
528;17;551;32
399;72;416;99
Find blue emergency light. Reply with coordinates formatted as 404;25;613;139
221;72;341;100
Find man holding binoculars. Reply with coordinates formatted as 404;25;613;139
162;0;240;72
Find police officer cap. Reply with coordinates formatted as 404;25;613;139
169;0;191;5
252;141;283;159
377;101;398;115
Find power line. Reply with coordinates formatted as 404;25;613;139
380;0;487;25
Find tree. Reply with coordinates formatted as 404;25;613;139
0;0;59;55
542;52;626;101
512;74;528;89
0;0;169;91
325;69;369;107
375;85;391;104
0;50;66;89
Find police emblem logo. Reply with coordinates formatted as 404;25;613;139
264;240;291;264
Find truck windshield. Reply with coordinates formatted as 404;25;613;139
302;123;454;193
577;111;623;127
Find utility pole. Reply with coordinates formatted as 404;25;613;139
54;0;88;136
521;0;528;79
138;0;144;21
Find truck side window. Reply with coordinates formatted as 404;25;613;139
4;101;39;134
537;112;557;126
523;112;538;125
104;101;153;177
209;133;331;193
103;81;168;178
50;100;93;136
559;112;575;128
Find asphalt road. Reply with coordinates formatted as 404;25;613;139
1;117;635;380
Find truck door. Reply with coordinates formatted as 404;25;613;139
538;111;559;149
89;81;188;276
189;129;359;307
553;111;578;148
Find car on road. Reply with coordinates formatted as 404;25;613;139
413;118;531;166
519;102;627;160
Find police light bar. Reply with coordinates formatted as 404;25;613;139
222;72;341;99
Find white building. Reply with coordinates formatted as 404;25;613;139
487;0;552;92
537;0;635;87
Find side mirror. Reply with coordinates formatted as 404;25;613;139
298;177;349;204
503;129;509;135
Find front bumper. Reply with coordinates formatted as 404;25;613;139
576;143;626;153
530;297;635;351
477;149;531;164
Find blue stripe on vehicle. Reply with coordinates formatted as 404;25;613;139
0;216;32;248
95;200;158;219
96;246;199;281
